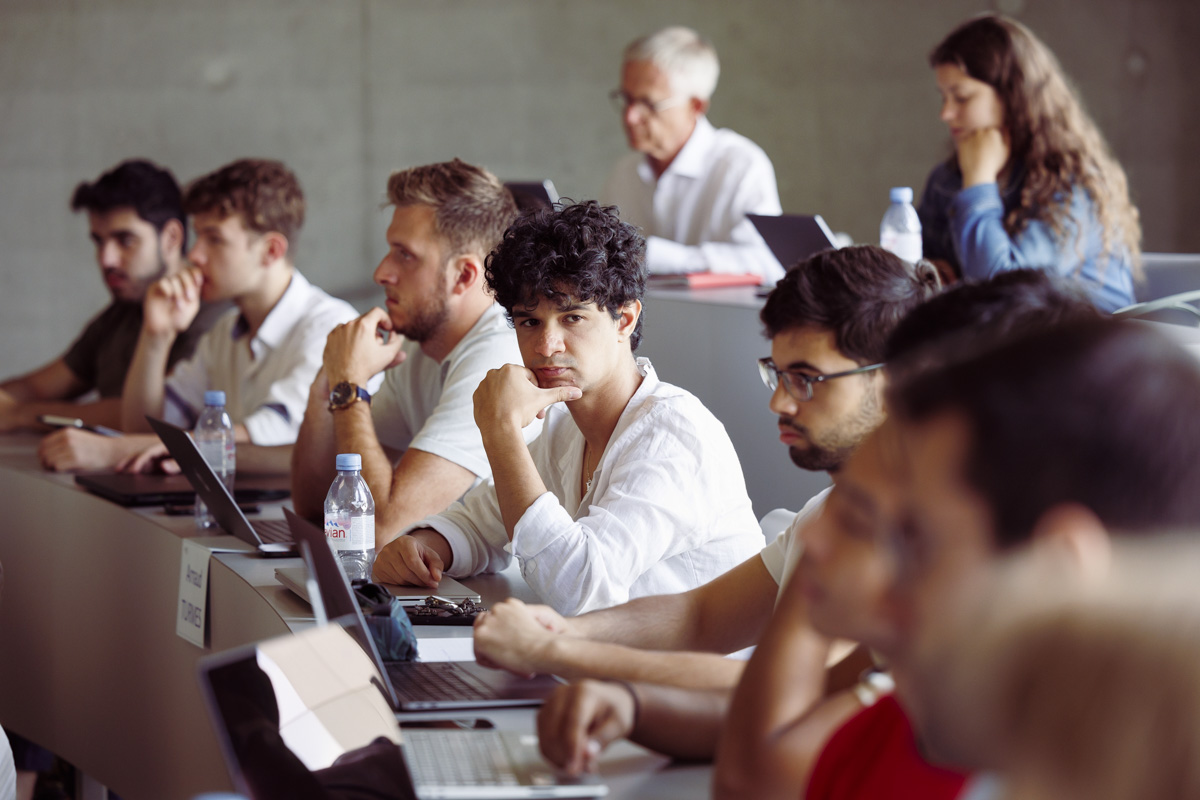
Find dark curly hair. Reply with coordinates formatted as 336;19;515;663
485;201;648;350
761;245;941;365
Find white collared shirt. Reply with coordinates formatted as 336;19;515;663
164;270;360;445
406;358;764;615
602;116;783;282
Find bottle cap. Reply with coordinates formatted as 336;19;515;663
203;390;227;407
889;187;914;204
336;453;362;471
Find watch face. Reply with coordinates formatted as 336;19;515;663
330;382;354;406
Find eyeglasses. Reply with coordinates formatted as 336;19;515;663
608;89;686;117
757;358;885;402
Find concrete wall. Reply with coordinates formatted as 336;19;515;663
2;0;1196;376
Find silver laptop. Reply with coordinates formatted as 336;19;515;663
197;623;606;800
288;506;562;712
748;213;840;274
147;416;295;556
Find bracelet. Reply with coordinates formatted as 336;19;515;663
852;668;894;708
610;679;641;729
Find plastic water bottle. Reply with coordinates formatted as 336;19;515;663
194;390;236;530
880;186;923;263
324;453;376;582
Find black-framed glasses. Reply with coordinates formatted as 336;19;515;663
757;357;885;402
608;89;686;116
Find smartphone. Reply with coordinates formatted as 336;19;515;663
399;719;495;730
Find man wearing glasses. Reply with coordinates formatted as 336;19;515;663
472;246;938;768
601;26;783;282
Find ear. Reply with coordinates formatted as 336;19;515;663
260;232;290;266
691;96;710;117
1029;503;1112;581
448;253;482;296
616;299;642;343
159;218;185;257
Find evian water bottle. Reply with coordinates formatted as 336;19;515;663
324;453;376;582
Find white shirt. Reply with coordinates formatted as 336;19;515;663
759;487;832;603
602;116;783;282
371;303;539;480
164;271;359;445
407;358;764;615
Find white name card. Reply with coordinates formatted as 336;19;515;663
177;539;211;648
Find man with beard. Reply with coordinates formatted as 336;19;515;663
468;247;937;714
0;159;223;436
291;159;535;549
372;201;763;614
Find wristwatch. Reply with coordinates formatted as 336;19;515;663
328;381;371;412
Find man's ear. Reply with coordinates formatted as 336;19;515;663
691;96;709;117
1029;503;1112;581
616;299;642;342
448;253;483;296
260;232;290;266
159;218;185;258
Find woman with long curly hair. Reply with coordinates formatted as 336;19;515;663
918;14;1141;312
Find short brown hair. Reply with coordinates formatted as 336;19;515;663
184;158;306;245
385;158;517;259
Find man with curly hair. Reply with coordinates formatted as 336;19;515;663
373;201;763;615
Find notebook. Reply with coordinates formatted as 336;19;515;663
197;623;606;800
288;507;561;711
147;416;296;556
747;213;840;274
74;472;289;508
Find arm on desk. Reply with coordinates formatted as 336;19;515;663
472;555;778;684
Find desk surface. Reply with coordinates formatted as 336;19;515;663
0;439;709;799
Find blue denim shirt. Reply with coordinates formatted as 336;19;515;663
917;161;1134;313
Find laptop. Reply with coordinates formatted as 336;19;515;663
197;623;606;800
288;506;561;711
505;180;560;215
147;416;296;556
748;213;840;274
74;472;289;508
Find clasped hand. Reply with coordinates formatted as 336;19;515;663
144;266;205;337
957;126;1010;188
323;307;407;386
473;598;570;676
473;364;581;433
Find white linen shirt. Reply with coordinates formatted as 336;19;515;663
759;487;832;603
602;116;783;282
164;270;359;445
371;303;539;480
406;358;764;615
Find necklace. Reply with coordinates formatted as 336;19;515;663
582;440;599;494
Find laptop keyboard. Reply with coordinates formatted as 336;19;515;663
253;517;293;544
390;662;496;702
405;730;520;787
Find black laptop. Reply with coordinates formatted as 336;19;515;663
147;417;295;556
747;213;840;274
75;472;288;508
288;506;561;711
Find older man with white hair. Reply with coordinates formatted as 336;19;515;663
602;26;783;282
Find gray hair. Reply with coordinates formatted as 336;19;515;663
623;26;719;103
